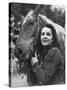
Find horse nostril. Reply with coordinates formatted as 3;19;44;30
17;48;23;55
14;47;23;59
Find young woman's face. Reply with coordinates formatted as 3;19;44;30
41;27;53;46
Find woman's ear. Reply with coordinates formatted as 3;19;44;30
51;37;54;43
52;39;53;43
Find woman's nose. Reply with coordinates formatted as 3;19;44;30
43;34;47;38
43;37;47;39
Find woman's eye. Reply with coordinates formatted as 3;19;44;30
42;32;45;35
47;33;51;36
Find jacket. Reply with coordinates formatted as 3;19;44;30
29;47;65;85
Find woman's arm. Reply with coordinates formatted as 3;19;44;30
31;48;64;84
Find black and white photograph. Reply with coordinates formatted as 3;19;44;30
9;2;65;87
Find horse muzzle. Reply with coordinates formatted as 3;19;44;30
14;44;33;62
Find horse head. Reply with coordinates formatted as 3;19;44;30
14;10;39;64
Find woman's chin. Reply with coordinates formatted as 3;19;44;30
42;43;49;46
41;41;52;46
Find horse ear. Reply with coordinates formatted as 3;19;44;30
38;16;46;31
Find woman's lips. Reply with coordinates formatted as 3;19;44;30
42;39;49;42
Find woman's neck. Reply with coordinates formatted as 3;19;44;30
42;44;53;57
43;44;52;50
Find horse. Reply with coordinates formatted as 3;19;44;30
14;7;65;85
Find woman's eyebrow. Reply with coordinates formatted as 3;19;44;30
42;31;45;33
42;32;44;33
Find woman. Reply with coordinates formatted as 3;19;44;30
30;24;65;85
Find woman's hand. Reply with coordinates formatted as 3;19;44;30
31;52;38;65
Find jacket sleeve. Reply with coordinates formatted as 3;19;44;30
31;47;64;84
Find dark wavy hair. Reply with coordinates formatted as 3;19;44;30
35;24;60;55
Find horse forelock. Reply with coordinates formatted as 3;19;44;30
22;10;35;25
